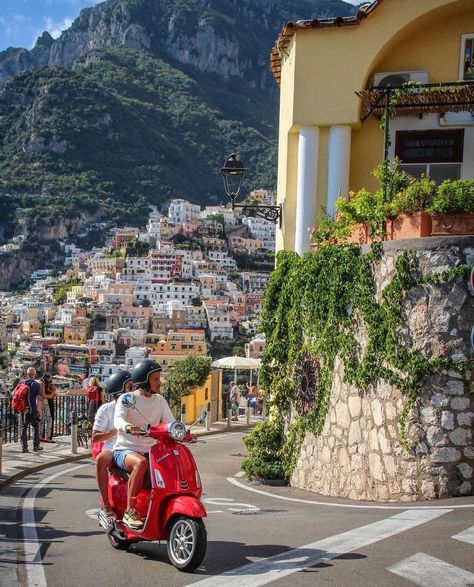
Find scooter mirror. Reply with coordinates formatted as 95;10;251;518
198;410;207;424
121;393;136;409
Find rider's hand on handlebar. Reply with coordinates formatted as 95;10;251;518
125;425;147;436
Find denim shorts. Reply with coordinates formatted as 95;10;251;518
113;449;135;470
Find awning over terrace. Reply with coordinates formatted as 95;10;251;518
357;81;474;121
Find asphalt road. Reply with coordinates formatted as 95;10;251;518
1;431;474;587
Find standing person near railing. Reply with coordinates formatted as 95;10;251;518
39;373;56;443
86;376;106;423
20;367;43;453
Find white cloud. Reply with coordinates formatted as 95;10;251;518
44;16;73;39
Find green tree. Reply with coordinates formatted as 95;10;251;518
162;356;211;409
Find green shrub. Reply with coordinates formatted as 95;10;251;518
390;176;436;216
311;210;353;245
429;179;474;214
241;419;285;480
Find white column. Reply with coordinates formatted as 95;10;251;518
295;127;319;255
327;125;352;218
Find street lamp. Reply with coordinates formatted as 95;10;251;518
220;153;282;227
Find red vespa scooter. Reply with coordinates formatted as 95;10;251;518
95;395;207;572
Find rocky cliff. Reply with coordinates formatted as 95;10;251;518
0;0;357;290
0;0;356;87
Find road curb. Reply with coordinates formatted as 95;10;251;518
0;452;92;492
195;424;255;438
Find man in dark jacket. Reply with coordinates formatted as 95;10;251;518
21;367;44;453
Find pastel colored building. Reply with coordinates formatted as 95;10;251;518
272;0;474;252
180;370;222;425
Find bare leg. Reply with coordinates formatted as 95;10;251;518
123;453;148;511
96;450;114;510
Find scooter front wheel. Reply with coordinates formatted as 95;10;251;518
167;515;207;572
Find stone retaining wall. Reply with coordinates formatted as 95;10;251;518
291;237;474;501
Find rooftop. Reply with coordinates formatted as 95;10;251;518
270;1;383;85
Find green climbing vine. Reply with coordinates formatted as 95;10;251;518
243;243;473;479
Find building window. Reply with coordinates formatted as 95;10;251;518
460;34;474;80
395;129;464;183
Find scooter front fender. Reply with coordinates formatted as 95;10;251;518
162;495;207;528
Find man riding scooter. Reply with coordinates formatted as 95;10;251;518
92;370;134;525
113;359;174;529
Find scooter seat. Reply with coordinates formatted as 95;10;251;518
109;465;129;480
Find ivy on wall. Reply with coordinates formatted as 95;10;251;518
244;243;473;479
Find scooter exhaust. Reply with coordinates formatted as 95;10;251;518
98;509;112;531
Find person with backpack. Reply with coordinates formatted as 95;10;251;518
86;376;105;422
19;367;43;453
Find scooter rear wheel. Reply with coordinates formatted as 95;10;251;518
107;529;131;551
167;515;207;572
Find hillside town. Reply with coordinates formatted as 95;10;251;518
0;190;274;393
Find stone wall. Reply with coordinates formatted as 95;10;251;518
291;236;474;501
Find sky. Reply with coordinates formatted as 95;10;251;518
0;0;361;52
0;0;103;51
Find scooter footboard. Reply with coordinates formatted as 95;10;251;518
161;495;207;529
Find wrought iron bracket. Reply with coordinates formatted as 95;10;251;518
232;203;282;228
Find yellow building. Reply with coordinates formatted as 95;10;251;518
150;329;208;356
22;319;40;336
63;316;90;345
180;370;222;425
272;0;474;252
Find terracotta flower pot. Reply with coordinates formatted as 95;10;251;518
346;223;368;245
391;212;432;240
430;213;474;236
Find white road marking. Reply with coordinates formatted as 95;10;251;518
387;552;474;587
22;463;90;587
203;497;259;513
187;509;450;587
206;510;224;514
235;471;245;478
452;525;474;545
227;477;474;510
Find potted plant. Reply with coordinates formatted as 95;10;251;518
389;176;435;239
428;180;474;236
310;211;355;249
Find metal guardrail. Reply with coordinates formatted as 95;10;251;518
0;395;88;443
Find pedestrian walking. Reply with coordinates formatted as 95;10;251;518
86;376;105;422
40;373;56;442
246;383;258;415
230;381;240;421
20;367;43;453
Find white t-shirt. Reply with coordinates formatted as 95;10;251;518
93;401;117;450
114;390;175;453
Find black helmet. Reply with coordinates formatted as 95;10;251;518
131;359;161;390
107;370;132;397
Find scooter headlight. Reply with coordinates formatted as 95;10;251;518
168;421;186;442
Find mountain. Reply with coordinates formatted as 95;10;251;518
0;0;357;262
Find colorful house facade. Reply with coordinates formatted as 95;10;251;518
272;0;474;252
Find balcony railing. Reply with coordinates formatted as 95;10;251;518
0;395;88;443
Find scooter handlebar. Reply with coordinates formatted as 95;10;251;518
126;423;196;442
125;425;149;436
